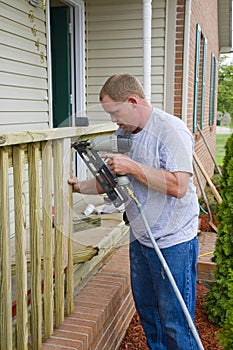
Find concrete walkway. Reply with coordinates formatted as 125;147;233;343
216;126;233;134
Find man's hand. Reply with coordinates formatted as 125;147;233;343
67;176;81;193
102;153;133;175
67;176;104;195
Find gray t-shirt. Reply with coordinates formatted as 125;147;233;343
118;107;199;249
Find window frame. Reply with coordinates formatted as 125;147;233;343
193;24;208;132
209;53;217;126
193;24;201;133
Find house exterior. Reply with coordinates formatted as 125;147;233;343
1;0;232;174
1;1;232;349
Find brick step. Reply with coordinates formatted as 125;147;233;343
197;261;216;283
41;244;135;350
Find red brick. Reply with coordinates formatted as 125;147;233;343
42;245;134;350
42;346;76;349
44;336;82;349
198;261;216;273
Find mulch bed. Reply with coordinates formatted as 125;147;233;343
199;213;219;232
119;282;223;350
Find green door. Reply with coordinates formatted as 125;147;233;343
50;6;70;127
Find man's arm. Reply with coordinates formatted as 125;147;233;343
131;164;190;198
103;153;191;199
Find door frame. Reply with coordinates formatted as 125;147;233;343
46;0;86;127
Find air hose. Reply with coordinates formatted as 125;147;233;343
125;185;204;350
199;202;208;215
71;136;204;349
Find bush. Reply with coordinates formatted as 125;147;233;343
205;134;233;334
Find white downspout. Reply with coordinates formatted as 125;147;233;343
182;0;192;124
143;0;152;102
46;1;53;127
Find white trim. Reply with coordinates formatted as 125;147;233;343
65;0;86;122
65;0;84;6
74;3;86;120
70;7;76;122
182;0;192;124
46;2;53;127
164;0;176;114
143;0;152;102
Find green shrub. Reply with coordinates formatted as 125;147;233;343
218;270;233;348
205;134;233;333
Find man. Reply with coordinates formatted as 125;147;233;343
68;74;200;349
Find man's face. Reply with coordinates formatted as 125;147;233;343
101;95;137;132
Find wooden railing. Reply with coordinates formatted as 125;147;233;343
0;124;116;350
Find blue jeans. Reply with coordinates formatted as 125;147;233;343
129;233;199;350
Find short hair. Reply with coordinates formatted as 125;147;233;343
99;73;145;102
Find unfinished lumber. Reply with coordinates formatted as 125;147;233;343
193;152;222;204
193;160;217;232
73;215;101;231
53;140;65;328
28;143;42;349
41;141;54;340
197;124;222;176
63;138;74;315
13;146;28;350
0;148;12;349
11;247;99;275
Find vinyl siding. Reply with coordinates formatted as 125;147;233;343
85;0;166;124
86;0;143;116
151;0;166;108
0;0;49;132
0;0;47;236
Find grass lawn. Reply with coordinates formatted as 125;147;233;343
216;134;232;166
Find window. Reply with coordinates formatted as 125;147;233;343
209;53;217;126
193;24;207;132
199;37;207;128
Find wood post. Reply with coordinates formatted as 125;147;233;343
42;141;54;340
53;140;65;328
13;146;28;350
28;143;42;349
0;148;12;349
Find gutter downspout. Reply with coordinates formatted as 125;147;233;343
182;0;192;124
143;0;152;102
46;0;53;127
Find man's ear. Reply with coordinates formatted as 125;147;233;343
127;96;138;105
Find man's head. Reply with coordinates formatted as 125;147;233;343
99;73;145;102
99;74;151;132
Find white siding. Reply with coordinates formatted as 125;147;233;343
0;0;167;130
85;0;144;123
85;0;166;123
0;0;49;132
151;0;166;109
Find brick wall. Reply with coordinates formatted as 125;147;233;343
42;244;135;350
190;0;219;180
174;0;219;183
197;261;216;284
174;0;185;117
